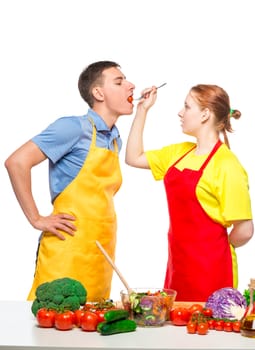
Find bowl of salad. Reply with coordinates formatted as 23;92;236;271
120;288;177;327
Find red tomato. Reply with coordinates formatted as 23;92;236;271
95;310;107;323
127;96;133;103
197;322;209;335
188;304;204;314
186;321;197;334
74;309;86;327
207;319;215;330
223;321;233;332
69;310;76;323
36;308;56;328
201;308;213;318
170;307;191;326
214;320;224;331
232;320;241;333
80;311;99;332
55;311;74;331
83;303;95;311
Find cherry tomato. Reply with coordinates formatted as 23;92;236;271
197;322;209;335
36;308;56;328
83;303;95;311
223;321;233;332
74;309;86;327
188;304;204;314
80;311;99;332
55;311;74;331
232;320;241;333
186;321;197;334
201;308;213;318
127;96;133;103
207;319;215;330
170;307;191;326
214;319;224;331
95;310;107;323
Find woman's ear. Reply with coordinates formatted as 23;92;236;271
92;86;104;102
201;108;210;123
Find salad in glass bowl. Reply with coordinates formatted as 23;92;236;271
121;288;177;327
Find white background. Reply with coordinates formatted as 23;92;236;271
1;0;254;302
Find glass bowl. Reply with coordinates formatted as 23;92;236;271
120;288;177;327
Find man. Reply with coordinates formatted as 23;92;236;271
5;61;135;301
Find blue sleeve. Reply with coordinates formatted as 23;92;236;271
31;117;91;163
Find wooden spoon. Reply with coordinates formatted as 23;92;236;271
95;240;133;295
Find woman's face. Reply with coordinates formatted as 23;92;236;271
178;92;204;137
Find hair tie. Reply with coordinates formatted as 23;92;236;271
229;108;234;117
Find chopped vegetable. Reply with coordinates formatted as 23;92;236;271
128;290;172;326
205;287;247;320
31;277;87;316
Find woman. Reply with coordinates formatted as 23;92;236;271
125;84;253;301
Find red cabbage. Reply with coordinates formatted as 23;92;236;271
205;287;247;320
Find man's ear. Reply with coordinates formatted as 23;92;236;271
201;108;210;123
92;86;104;102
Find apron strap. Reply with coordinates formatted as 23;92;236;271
200;140;222;171
171;145;196;167
172;140;222;170
88;117;119;153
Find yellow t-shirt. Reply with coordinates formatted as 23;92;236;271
146;142;252;227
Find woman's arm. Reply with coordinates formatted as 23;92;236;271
228;220;254;247
125;86;158;169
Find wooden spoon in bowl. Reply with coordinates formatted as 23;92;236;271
95;240;133;296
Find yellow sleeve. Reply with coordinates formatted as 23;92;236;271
214;149;252;222
198;145;253;224
145;142;195;180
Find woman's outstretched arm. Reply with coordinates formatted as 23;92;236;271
125;86;157;169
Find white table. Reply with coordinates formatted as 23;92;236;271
0;301;254;350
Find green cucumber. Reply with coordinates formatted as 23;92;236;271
98;319;137;335
97;321;106;332
103;309;129;323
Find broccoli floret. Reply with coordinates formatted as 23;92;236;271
31;299;43;316
31;277;87;316
36;282;51;301
74;281;87;304
52;294;64;305
61;295;81;310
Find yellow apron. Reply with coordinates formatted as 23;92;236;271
27;120;122;301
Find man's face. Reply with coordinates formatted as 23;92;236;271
99;67;135;116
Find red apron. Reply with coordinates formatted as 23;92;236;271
163;140;233;301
